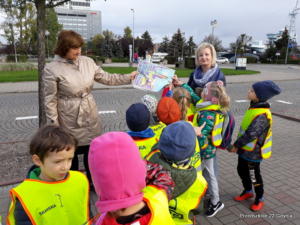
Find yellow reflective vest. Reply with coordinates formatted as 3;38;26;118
150;122;166;139
7;171;90;225
238;108;273;159
146;151;207;225
169;172;207;225
142;185;176;225
186;104;196;122
193;103;225;147
134;136;159;159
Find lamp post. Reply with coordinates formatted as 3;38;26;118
45;30;50;59
130;8;135;63
181;32;185;62
210;19;217;36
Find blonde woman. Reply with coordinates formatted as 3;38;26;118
187;42;226;90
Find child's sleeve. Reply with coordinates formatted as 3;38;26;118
145;161;175;200
14;199;32;225
181;83;201;105
197;111;215;147
234;114;270;148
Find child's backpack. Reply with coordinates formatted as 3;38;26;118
219;111;235;150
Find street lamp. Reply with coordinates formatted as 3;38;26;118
210;19;217;36
45;30;50;59
130;8;135;63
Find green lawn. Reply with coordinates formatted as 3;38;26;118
0;67;260;83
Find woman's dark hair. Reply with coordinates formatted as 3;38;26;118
54;30;84;57
30;125;78;162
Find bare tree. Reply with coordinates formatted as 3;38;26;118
202;34;224;52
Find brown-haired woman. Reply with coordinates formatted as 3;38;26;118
43;30;137;184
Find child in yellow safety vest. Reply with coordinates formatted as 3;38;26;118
7;125;90;225
193;80;230;217
126;103;159;159
230;80;281;212
88;131;176;225
146;121;208;225
141;94;166;139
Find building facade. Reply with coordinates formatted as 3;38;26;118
55;0;101;40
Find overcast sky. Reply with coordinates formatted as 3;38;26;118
91;0;300;47
0;0;299;48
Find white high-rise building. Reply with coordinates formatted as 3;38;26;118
55;0;101;40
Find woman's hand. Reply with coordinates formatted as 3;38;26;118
130;71;139;80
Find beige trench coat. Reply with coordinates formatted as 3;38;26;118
43;55;132;146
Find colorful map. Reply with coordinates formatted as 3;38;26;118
132;61;175;92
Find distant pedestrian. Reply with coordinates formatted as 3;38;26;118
230;80;281;211
43;30;138;184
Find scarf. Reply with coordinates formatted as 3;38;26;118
193;64;219;88
127;127;155;138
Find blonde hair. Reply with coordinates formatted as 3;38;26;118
204;81;230;112
195;42;217;67
173;87;191;120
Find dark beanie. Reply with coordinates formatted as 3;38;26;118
158;121;196;163
252;80;281;101
126;103;150;132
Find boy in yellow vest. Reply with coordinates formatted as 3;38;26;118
7;125;90;225
230;80;281;211
146;121;208;224
126;103;159;158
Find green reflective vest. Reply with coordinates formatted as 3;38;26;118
7;171;90;225
238;108;273;159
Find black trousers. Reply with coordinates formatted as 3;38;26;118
237;156;264;201
70;145;92;184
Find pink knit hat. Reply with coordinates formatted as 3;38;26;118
88;132;147;213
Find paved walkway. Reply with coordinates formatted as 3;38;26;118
1;64;300;224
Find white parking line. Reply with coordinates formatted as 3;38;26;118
16;116;38;120
276;100;293;105
235;100;248;103
98;110;116;114
15;111;117;121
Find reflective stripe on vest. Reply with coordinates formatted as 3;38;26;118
134;136;159;159
169;171;207;225
7;171;90;225
150;122;166;139
193;103;225;147
142;185;176;225
238;108;272;159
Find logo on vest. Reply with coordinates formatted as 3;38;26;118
39;204;56;216
139;145;146;150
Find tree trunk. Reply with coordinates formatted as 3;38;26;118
35;0;47;127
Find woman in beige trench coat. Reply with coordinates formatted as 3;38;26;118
43;30;137;183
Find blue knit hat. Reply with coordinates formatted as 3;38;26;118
158;121;196;163
126;103;150;132
252;80;281;101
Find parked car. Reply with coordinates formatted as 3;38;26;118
151;52;168;63
216;57;229;64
